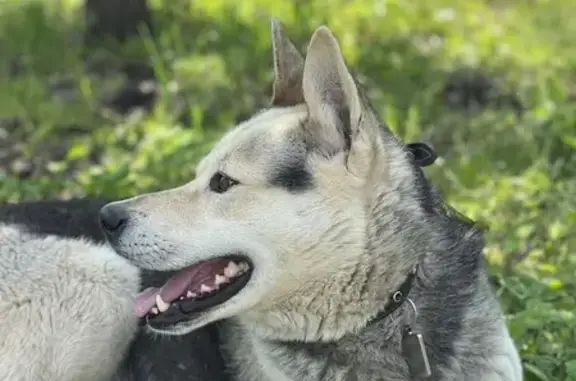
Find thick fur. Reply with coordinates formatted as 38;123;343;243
98;20;523;381
0;224;139;381
0;201;230;381
0;20;523;381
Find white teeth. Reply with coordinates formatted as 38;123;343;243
224;261;240;278
200;284;213;294
156;295;170;312
238;261;249;272
186;290;195;298
151;307;159;315
215;274;228;286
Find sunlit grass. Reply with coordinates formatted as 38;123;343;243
0;0;574;379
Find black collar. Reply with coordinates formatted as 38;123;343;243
367;267;418;326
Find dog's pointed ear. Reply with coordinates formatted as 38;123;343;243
270;19;305;107
302;26;363;153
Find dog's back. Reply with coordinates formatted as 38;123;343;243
0;200;230;381
0;224;139;381
0;198;110;240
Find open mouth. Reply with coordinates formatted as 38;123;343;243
134;255;253;328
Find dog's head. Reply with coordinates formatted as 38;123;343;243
100;21;438;340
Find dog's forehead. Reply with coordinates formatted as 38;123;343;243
197;106;308;174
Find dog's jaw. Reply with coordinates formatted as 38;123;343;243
143;259;271;336
127;228;281;335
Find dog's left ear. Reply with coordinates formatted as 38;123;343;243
270;19;305;107
302;26;363;154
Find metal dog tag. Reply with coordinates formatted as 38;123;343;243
402;326;432;378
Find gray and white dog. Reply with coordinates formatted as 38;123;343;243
96;20;524;381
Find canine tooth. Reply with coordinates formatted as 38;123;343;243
224;262;240;278
186;290;195;298
239;262;249;272
200;284;213;293
151;307;159;315
215;274;228;286
156;295;170;312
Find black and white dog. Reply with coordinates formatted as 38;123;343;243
0;20;522;381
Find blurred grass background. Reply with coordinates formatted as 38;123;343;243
0;0;575;380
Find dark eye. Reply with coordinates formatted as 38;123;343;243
209;172;239;193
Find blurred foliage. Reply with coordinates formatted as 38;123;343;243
0;0;575;380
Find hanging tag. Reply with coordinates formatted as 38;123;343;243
402;326;432;378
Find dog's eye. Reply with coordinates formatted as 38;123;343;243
209;172;239;193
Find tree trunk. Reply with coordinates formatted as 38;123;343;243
85;0;153;43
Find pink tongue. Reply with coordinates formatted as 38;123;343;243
133;259;231;318
134;287;159;318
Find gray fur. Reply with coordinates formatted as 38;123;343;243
0;224;140;381
97;20;523;381
0;19;522;381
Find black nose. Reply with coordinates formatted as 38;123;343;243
99;204;129;239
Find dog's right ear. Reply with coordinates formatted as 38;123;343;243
270;18;305;107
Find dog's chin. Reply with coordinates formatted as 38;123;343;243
134;254;254;335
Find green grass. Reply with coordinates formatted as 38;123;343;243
1;0;575;379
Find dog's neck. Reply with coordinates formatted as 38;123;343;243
226;227;488;381
237;261;420;343
239;194;435;342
